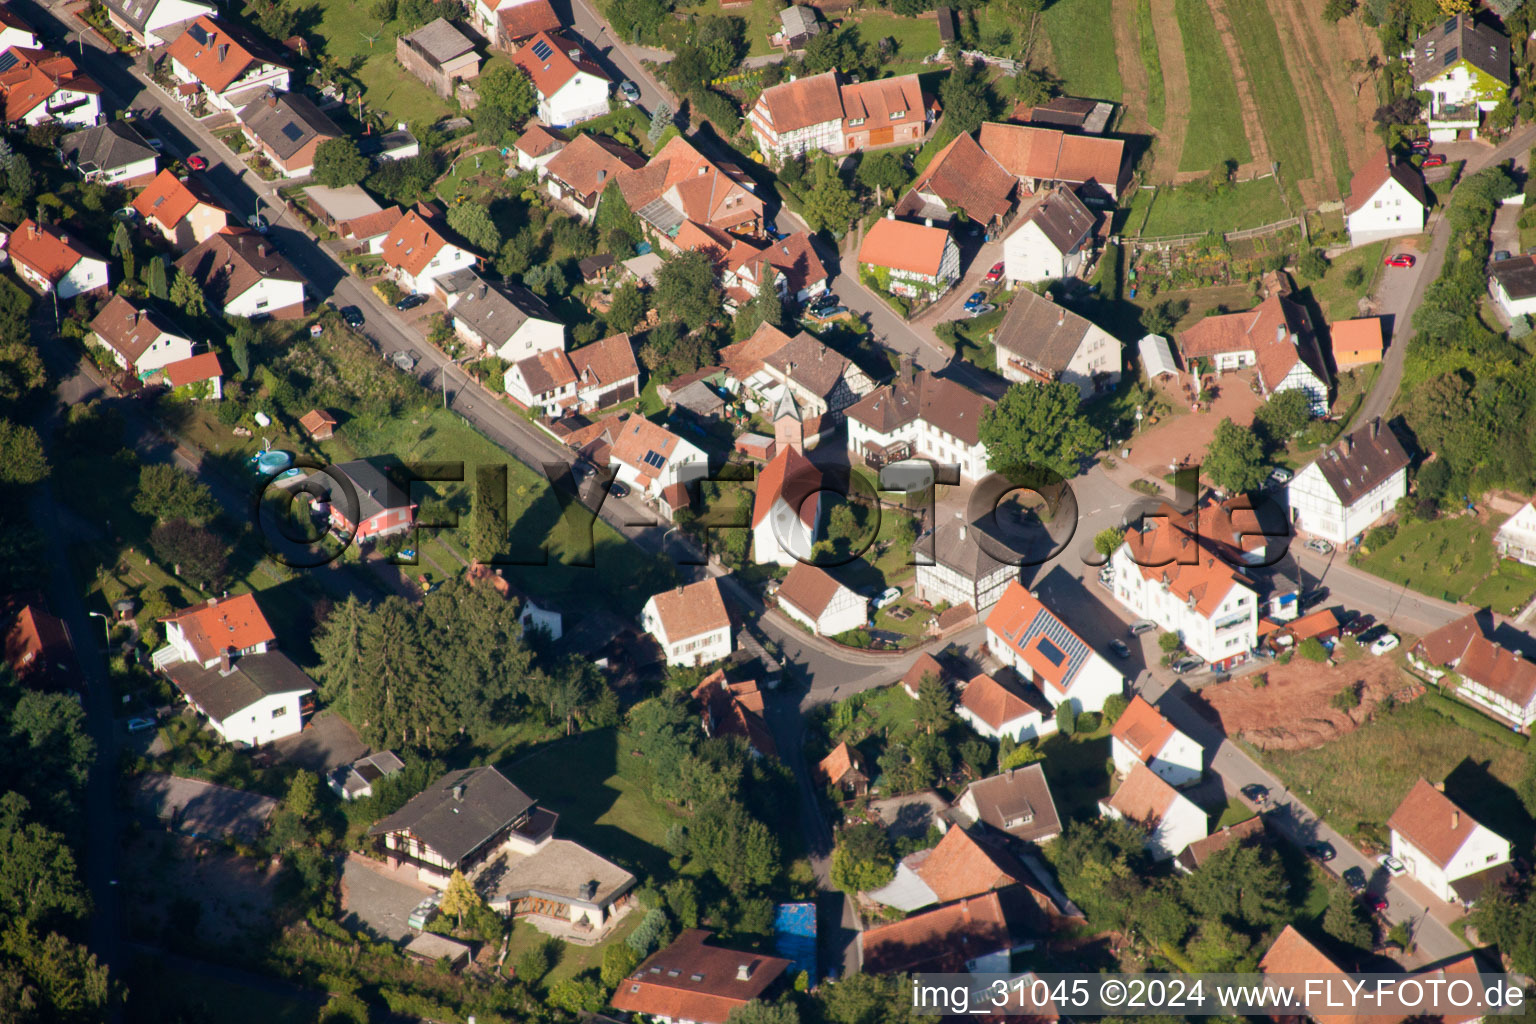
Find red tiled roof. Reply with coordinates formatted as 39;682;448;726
719;321;793;382
901;652;948;695
498;0;560;41
340;204;404;241
959;672;1036;730
859;217;951;277
381;205;455;277
776;562;847;620
1344;145;1428;215
1110;695;1176;762
860;891;1010;975
6;218;95;283
512;31;608;99
817;741;862;785
1176;272;1328;393
977;121;1124;192
4;603;69;680
984;581;1103;699
906;131;1015;224
166;17;285;95
1122;504;1257;617
912;826;1022;903
513;122;565;158
751;443;819;529
162;593;274;662
692;670;775;758
648;578;729;642
133;168;226;231
569;333;638;390
1104;762;1181;824
163;351;223;387
0;47;99;121
543;131;645;200
762;231;827;295
754;70;845;133
1330;317;1384;361
610;929;789;1024
1388;779;1488;869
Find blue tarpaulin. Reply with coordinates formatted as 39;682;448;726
774;902;816;981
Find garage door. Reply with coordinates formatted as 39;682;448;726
869;126;894;146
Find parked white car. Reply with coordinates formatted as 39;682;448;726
1370;633;1400;656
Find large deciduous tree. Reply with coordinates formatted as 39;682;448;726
978;380;1104;480
1203;418;1269;494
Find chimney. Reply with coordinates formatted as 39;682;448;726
452;783;465;801
959;522;968;542
597;168;606;184
206;597;218;607
1452;810;1460;829
1276;324;1285;344
1371;419;1380;439
257;243;267;258
737;963;753;982
1434;780;1446;792
266;91;277;108
219;650;231;674
885;208;895;220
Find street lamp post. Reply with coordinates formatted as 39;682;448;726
86;611;111;650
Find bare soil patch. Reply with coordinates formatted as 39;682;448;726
1200;655;1417;751
1206;0;1271;177
1149;0;1191;184
1113;10;1151;137
124;831;279;945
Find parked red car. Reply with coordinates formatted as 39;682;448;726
984;261;1005;284
1409;138;1433;151
1384;253;1416;268
1422;153;1447;168
186;155;209;171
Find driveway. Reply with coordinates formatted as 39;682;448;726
339;854;433;942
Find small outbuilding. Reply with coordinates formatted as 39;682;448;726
300;408;337;440
403;932;472;970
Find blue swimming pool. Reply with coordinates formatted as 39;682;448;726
773;902;816;981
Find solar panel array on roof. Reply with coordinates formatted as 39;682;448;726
188;22;208;45
280;122;304;142
1444;16;1458;32
1443;47;1458;66
0;52;19;73
1035;637;1066;667
642;450;666;469
1010;606;1091;688
531;39;553;60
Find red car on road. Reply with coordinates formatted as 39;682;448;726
186;155;209;171
1384;253;1416;268
1422;153;1447;167
984;261;1005;284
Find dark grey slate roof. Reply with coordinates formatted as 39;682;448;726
164;650;314;723
438;269;559;345
1308;418;1410;508
368;766;537;868
1412;13;1510;88
238;91;341;160
60;121;157;174
401;17;476;65
331;458;413;522
991;287;1098;373
1491;253;1536;300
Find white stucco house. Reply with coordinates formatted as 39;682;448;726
1490;254;1536;321
2;219;109;299
512;31;611;128
751;441;822;567
89;295;195;378
1388;779;1512;906
844;367;993;481
641;579;733;668
1411;14;1509;140
381;207;476;295
102;0;216;48
563;412;706;502
776;563;865;638
175;229;306;320
0;48;102;128
1109;696;1203;788
956;671;1057;744
1100;762;1208;862
985;581;1124;714
1410;612;1536;731
1287;418;1409;546
991;288;1122;400
1002;188;1095;285
1495;501;1536;565
433;268;564;360
165;17;291;114
1111;499;1263;670
1343;147;1428;245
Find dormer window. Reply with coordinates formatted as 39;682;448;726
890;110;906;119
848;117;864;126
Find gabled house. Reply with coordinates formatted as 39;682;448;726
564;411;708;500
985;581;1125;714
89;294;195;378
901;652;952;699
858;215;960;301
326;458;417;543
953;765;1062;844
1287;418;1409;545
0;6;38;51
165;16;291;114
512;122;566;175
893;131;1015;230
755;329;874;433
175;228;304;319
2;219;108;298
1109;695;1202;788
1343;145;1428;244
133;168;230;248
1330;317;1384;369
817;741;868;797
846;363;993;480
540;131;645;221
102;0;215;48
380;205;476;294
327;749;405;804
978;121;1127;201
434;267;563;360
956;671;1055;743
303;183;394;241
692;670;774;758
1011;95;1115;134
617;135;765;245
237;89;342;178
611;930;790;1024
2;597;72;688
869;824;1026;912
1389;778;1512;905
751;438;822;566
503;349;575;414
859;891;1017;975
760;231;828;303
59;120;157;185
914;514;1020;612
1495;500;1536;566
641;578;732;667
164;351;224;399
992;287;1122;399
1174;815;1264;874
1099;762;1207;861
1109;500;1261;669
568;332;640;410
480;0;560;49
776;562;865;638
0;48;101;128
1176;271;1330;414
156;593;274;670
1002;188;1095;284
749;69;935;159
396;18;479;101
1412;13;1509;139
512;31;610;127
1409;611;1536;729
1489;253;1536;320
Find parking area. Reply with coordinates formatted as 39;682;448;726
339;854;434;942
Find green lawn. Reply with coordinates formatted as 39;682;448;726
1174;0;1252;172
1258;700;1534;850
328;406;675;616
501;909;642;988
1127;177;1291;237
1349;514;1535;607
1042;0;1123;102
307;4;452;128
843;12;942;67
1466;559;1536;616
1134;0;1165;130
1302;242;1387;321
1209;798;1255;830
675;0;785;58
1223;0;1312;185
501;729;685;881
1038;720;1113;823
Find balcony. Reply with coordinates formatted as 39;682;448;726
1429;102;1479;125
